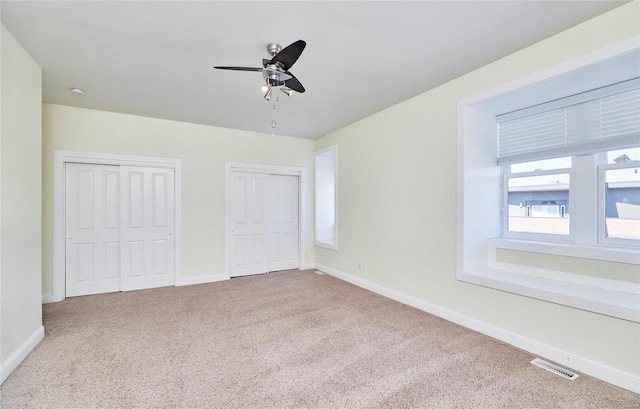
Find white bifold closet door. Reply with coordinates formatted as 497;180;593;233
65;163;175;297
229;172;299;277
120;166;175;291
267;175;299;272
65;164;121;297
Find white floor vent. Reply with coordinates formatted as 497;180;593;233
314;270;326;275
531;358;579;380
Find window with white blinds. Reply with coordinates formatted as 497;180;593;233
497;78;640;164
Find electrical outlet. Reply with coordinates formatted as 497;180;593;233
357;263;367;272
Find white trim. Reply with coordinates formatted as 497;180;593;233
315;264;640;394
224;162;307;279
42;293;54;304
1;326;45;385
225;162;306;177
504;167;573;179
53;150;182;302
176;274;228;287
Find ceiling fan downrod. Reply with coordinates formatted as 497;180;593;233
267;43;282;57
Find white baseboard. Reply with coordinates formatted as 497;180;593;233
42;293;54;304
302;263;317;270
176;274;228;287
315;263;640;394
1;325;45;385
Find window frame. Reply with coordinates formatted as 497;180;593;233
502;164;574;242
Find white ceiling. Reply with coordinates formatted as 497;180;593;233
1;1;626;139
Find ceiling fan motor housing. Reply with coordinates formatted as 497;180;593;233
264;64;291;86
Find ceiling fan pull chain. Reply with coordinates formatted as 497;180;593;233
271;102;277;137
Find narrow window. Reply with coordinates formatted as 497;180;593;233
315;146;338;250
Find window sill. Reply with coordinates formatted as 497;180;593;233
458;238;640;322
315;241;338;251
460;267;640;323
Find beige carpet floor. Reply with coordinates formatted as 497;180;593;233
1;269;638;408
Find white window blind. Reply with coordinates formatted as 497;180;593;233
497;78;640;164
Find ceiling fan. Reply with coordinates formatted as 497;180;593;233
214;40;306;100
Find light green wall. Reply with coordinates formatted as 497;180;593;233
1;25;43;363
42;104;315;294
315;3;640;376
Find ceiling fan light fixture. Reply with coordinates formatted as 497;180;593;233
214;40;307;133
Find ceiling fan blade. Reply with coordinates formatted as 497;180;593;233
214;66;263;72
271;40;306;71
284;71;305;93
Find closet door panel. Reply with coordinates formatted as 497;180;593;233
120;167;175;291
65;163;120;297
